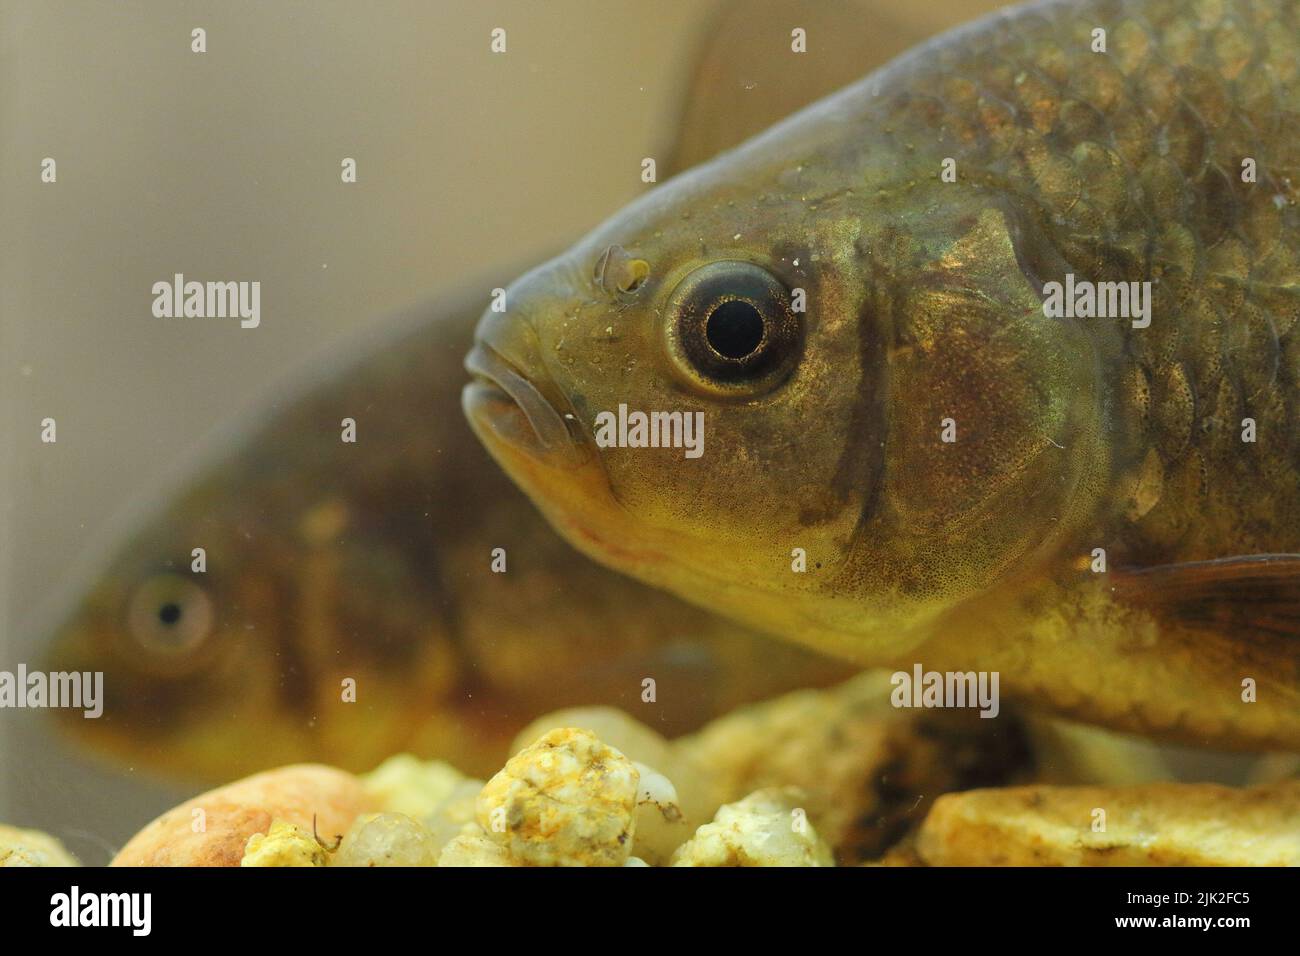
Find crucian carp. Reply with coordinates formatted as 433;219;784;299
465;0;1300;751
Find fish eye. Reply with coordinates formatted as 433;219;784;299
126;574;214;664
663;260;801;396
706;300;765;358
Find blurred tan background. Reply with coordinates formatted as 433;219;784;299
1;0;1006;860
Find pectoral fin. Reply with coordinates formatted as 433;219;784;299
1112;554;1300;640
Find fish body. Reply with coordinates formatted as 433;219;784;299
44;298;848;782
465;0;1300;749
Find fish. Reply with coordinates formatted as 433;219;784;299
38;295;851;782
464;0;1300;751
38;0;985;784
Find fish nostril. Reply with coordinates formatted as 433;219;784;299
594;244;650;295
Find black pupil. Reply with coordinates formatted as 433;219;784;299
705;300;765;359
158;602;182;626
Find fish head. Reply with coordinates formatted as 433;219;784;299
465;101;1104;663
40;463;467;780
41;488;292;776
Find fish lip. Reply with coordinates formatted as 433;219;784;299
463;341;587;467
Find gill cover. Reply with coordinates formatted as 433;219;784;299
846;205;1107;627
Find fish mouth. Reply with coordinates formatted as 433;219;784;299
463;326;586;468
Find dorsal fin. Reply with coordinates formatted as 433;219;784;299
664;0;944;175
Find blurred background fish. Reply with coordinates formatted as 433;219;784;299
40;295;853;781
2;0;1008;858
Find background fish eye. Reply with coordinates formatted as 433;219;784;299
125;574;215;667
663;260;802;397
